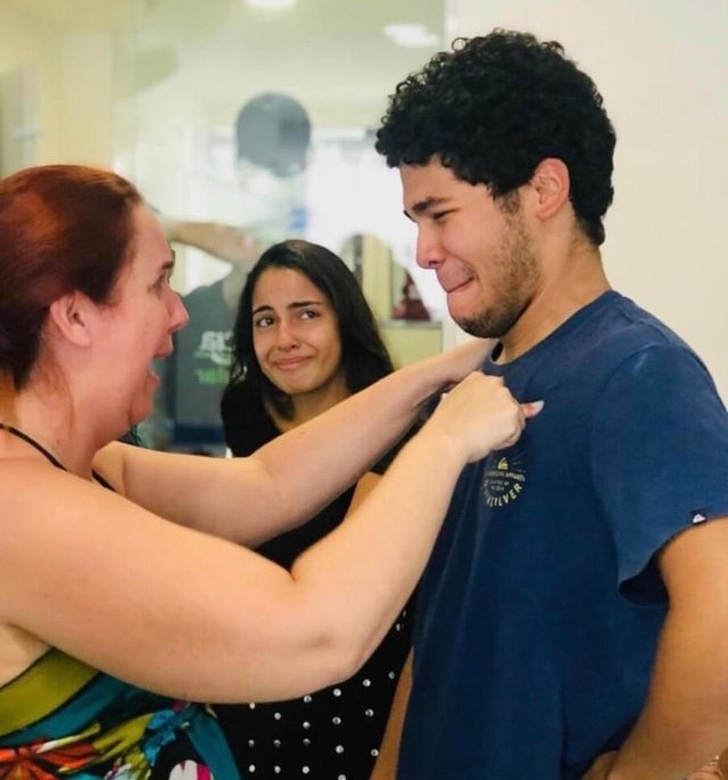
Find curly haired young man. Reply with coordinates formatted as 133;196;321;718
373;29;728;780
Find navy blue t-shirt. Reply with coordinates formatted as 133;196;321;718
399;291;728;779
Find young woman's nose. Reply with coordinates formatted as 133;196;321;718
275;320;300;349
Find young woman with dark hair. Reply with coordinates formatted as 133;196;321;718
220;239;408;778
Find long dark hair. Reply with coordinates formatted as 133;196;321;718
222;239;394;421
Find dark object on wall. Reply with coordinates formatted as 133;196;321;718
235;92;311;178
392;271;431;321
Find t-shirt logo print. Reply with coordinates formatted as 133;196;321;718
195;329;233;367
193;330;233;389
481;448;527;508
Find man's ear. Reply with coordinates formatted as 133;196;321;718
529;158;571;221
48;292;93;347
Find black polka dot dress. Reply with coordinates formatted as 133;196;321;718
216;388;415;779
216;604;412;779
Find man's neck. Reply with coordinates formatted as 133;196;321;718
497;251;610;363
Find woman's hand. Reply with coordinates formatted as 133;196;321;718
426;372;542;464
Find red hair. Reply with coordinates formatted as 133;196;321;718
0;164;142;393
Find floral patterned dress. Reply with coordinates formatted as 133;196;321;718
0;423;240;779
0;648;240;779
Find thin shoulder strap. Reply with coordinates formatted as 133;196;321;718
0;423;65;469
0;422;114;489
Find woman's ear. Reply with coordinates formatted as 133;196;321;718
529;158;571;221
48;292;93;347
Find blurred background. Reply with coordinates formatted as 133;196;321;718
2;0;727;428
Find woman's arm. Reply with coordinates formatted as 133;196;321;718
4;372;537;704
96;339;496;544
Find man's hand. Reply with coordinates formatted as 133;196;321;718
687;753;726;779
161;218;261;267
583;749;728;780
583;751;617;780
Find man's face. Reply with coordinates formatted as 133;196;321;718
401;159;541;340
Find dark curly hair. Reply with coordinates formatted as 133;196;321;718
375;29;616;246
222;238;394;422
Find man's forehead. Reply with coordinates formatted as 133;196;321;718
401;162;443;201
401;162;483;212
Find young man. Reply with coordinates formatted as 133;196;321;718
374;29;728;780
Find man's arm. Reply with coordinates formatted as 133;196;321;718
584;517;728;780
162;218;261;269
371;649;413;779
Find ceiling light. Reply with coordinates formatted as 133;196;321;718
246;0;296;10
383;23;439;48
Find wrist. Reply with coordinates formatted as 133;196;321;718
418;412;470;470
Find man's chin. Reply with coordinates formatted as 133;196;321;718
454;303;524;341
454;314;497;340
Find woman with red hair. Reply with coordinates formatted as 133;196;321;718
0;164;537;778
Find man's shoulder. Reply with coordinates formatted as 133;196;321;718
500;292;697;396
567;291;695;370
599;291;684;341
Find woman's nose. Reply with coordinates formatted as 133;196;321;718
169;290;189;333
275;321;299;349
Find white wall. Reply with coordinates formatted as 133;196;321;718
56;34;114;165
0;6;118;170
447;0;728;399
